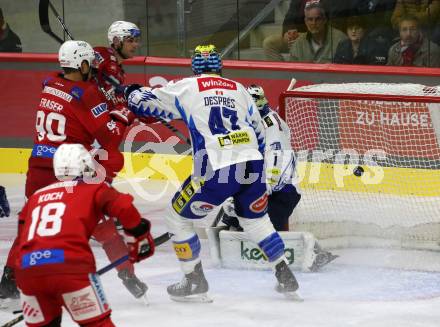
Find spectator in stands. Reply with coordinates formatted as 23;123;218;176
262;0;310;61
387;15;440;67
391;0;440;44
263;0;396;62
0;8;22;53
391;0;440;30
289;1;346;63
333;16;389;65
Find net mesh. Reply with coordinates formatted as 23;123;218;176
282;83;440;249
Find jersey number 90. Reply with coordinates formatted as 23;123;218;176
36;110;67;142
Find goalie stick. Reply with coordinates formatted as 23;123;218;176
38;0;191;146
0;232;172;327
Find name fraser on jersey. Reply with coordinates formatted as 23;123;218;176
198;77;237;91
40;98;64;112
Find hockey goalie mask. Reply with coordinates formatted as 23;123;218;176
247;84;269;110
53;144;95;181
191;44;222;75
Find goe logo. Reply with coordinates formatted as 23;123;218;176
22;248;64;268
33;145;57;158
30;250;52;265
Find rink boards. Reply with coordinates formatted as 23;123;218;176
2;147;440;197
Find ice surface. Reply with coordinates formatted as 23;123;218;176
1;174;440;327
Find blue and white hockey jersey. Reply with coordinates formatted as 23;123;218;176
260;107;296;193
128;74;266;171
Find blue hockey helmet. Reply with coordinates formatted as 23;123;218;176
191;44;222;75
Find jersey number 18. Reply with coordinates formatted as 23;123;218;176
28;202;66;241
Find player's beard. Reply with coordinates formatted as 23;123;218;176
116;44;129;60
81;70;91;81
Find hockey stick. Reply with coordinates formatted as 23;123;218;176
38;0;191;146
0;232;172;327
38;0;63;44
0;314;22;327
97;231;172;275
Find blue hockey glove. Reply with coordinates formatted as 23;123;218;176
0;186;10;218
124;84;143;99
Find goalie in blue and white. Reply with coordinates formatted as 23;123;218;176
249;84;301;230
220;84;301;231
125;45;300;302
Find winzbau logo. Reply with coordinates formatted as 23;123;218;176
240;242;294;265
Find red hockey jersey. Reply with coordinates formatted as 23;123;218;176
93;46;126;106
93;46;158;126
29;73;127;179
16;180;141;277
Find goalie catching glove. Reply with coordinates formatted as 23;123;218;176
124;218;155;263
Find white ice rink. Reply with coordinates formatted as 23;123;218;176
2;174;440;327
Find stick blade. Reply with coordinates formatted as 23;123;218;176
38;0;64;44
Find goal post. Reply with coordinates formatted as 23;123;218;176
279;83;440;250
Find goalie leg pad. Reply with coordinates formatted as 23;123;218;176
238;214;285;263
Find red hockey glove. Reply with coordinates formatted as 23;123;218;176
124;218;155;263
109;105;135;126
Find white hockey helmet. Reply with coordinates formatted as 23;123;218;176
58;40;95;69
108;21;141;45
246;84;268;110
53;144;95;181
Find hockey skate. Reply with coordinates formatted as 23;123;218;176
274;261;303;301
0;266;20;310
167;262;212;303
309;243;339;272
118;269;148;304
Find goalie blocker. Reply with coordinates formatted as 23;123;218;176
206;227;337;272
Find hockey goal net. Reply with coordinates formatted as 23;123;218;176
280;83;440;250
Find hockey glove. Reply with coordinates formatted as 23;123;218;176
124;218;155;263
0;186;10;218
119;83;143;100
109;105;135;126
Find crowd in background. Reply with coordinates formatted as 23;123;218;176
2;1;440;67
263;0;440;67
0;8;21;52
